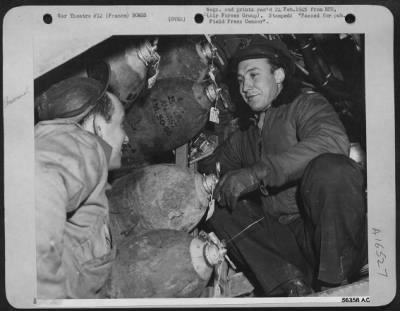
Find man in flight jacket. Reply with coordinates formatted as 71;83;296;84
199;40;367;296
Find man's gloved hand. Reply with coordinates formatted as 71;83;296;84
214;167;261;211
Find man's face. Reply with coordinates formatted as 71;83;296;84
237;58;283;112
100;92;128;170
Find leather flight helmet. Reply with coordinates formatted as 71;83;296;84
36;61;110;122
231;39;296;75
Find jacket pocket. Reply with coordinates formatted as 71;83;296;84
76;247;115;298
67;215;116;298
76;215;113;261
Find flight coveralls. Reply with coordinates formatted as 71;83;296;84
199;89;367;295
35;119;115;298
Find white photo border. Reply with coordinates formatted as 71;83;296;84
3;4;396;308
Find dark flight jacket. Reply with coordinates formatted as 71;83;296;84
200;89;349;223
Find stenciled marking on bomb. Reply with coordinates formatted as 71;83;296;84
152;95;186;137
121;77;215;165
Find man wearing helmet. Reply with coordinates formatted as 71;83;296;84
35;69;129;298
199;40;367;296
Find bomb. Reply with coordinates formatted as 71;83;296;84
156;36;210;82
107;164;218;246
122;77;218;166
88;39;160;110
109;229;226;298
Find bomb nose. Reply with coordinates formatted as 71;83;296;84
202;174;219;194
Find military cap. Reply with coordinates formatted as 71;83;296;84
232;39;296;75
36;61;110;121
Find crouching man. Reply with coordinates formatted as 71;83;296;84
35;75;128;298
199;40;367;296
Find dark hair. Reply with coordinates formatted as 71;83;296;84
265;58;282;74
270;64;302;108
80;93;114;124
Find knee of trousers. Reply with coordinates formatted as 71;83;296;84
301;153;364;194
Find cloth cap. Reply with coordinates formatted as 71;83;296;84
36;61;110;121
232;39;296;75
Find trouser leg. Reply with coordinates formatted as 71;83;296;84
300;153;367;285
205;198;312;296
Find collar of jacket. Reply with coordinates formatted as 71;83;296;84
37;119;113;167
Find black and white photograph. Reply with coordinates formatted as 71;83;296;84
3;4;396;308
33;33;369;299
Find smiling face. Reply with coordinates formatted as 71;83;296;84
237;58;285;112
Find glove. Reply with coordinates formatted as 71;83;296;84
214;167;261;211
